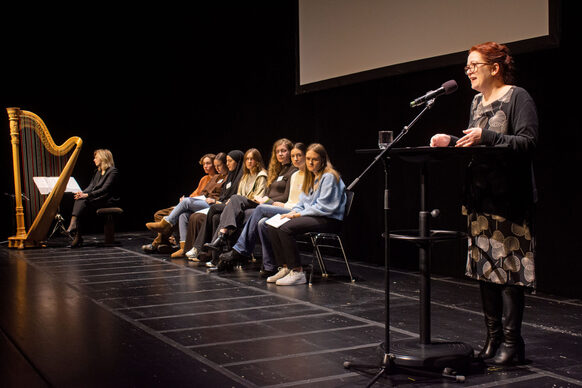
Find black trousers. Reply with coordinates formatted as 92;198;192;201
71;197;116;234
218;195;258;231
267;216;341;269
194;203;225;250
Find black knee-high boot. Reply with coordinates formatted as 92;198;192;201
493;285;525;364
477;281;504;360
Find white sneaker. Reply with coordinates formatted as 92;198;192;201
186;247;198;261
266;267;290;283
276;270;307;286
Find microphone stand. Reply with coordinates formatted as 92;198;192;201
345;99;464;386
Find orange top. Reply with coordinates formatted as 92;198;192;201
190;175;213;197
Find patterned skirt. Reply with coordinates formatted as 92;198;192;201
464;208;536;288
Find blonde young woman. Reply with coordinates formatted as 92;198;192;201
67;149;120;248
266;143;346;285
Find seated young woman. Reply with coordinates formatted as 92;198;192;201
191;148;268;267
142;153;220;254
204;138;297;253
184;150;244;262
265;143;347;286
144;153;229;257
217;142;306;273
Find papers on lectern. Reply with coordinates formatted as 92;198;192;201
33;177;82;195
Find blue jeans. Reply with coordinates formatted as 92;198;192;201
164;198;209;242
232;204;290;271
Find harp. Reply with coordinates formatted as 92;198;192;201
7;107;83;248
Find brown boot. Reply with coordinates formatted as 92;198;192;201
171;242;185;258
152;233;163;248
146;218;172;235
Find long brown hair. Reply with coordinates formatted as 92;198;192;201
302;143;340;194
242;148;266;176
199;153;217;174
266;138;293;185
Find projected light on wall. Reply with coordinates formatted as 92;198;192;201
296;0;560;93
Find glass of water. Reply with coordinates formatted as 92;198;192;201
378;130;393;149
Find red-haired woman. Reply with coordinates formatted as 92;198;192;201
431;42;538;365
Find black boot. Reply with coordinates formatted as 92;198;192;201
204;232;227;251
493;285;526;365
216;257;235;272
477;281;504;360
69;233;83;248
219;249;247;264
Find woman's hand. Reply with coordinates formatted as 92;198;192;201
179;195;185;203
430;134;451;147
74;192;88;200
254;195;269;204
205;198;216;204
272;201;284;208
455;127;482;147
281;211;300;219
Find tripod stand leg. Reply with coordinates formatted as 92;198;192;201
48;213;72;241
344;353;467;385
366;365;388;388
343;353;394;387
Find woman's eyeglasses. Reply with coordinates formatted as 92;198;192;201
464;62;490;75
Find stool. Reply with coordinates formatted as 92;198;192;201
96;207;124;245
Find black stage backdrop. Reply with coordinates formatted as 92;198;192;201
1;2;580;298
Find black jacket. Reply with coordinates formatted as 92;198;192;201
83;167;120;205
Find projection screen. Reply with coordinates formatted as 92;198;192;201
296;0;560;93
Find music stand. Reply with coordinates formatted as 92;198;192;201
344;99;472;385
34;176;80;243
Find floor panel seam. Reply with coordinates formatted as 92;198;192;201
187;323;377;349
115;293;276;310
135;302;304;321
221;342;379;367
261;372;361;388
158;312;335;333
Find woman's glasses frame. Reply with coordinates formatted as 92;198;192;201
464;62;491;75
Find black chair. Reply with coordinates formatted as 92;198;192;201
304;190;355;285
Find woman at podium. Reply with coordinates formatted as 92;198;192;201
430;42;538;365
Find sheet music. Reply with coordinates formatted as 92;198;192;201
33;177;82;195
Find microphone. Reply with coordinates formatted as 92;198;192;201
410;80;458;107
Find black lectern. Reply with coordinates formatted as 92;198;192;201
348;145;509;384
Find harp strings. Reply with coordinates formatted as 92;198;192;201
19;116;70;228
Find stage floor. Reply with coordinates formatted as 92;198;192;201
1;232;581;387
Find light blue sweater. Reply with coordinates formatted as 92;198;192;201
293;172;346;220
